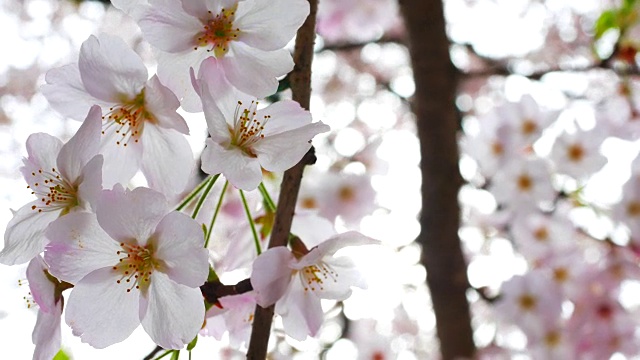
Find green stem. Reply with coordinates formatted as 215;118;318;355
204;180;228;248
258;182;276;212
153;350;175;360
175;176;211;212
239;189;261;255
191;174;220;220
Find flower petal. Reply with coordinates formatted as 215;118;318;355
152;211;208;287
44;212;119;284
222;43;293;98
258;100;312;137
155;48;208;112
20;133;63;190
200;140;262;191
140;125;194;195
26;255;56;313
311;231;379;258
32;302;62;360
144;75;189;134
78;34;148;102
76;155;104;212
254;121;329;172
251;247;295;307
139;0;203;53
98;128;142;189
0;201;60;265
57;105;102;182
235;0;309;51
65;267;141;348
276;277;323;340
41;64;109;121
97;185;169;244
140;272;205;349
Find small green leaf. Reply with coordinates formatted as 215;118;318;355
595;10;619;39
187;335;198;351
52;350;70;360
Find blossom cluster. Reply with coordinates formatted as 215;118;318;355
0;0;382;358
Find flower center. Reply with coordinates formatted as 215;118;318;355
517;293;537;311
567;144;584;162
229;100;270;155
102;91;150;147
195;6;240;58
112;242;156;293
27;167;78;214
517;174;533;191
300;262;338;292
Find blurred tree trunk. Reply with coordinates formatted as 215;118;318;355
398;0;475;358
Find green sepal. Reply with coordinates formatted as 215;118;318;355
187;336;198;351
52;349;70;360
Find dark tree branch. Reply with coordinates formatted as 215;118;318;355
398;0;475;358
142;346;163;360
246;1;318;358
200;278;253;305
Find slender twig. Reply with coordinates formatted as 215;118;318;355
175;175;211;212
246;0;319;357
258;182;276;212
239;189;261;256
204;180;228;248
142;346;163;360
191;174;219;219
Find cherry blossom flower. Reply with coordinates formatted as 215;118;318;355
489;157;555;213
202;291;257;347
41;33;193;195
44;185;209;349
27;255;65;360
0;106;103;265
138;0;309;112
548;129;607;179
194;59;329;190
251;231;377;340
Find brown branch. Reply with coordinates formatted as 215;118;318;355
200;278;253;305
398;0;475;359
320;35;404;52
246;1;318;358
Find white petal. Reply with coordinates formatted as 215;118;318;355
76;155;104;212
254;121;329;172
275;277;323;340
32;302;62;360
200;141;262;190
153;212;208;287
20;133;63;190
251;247;295;307
44;212;119;284
57;105;102;182
140;0;203;53
235;0;309;51
140;125;194;195
222;43;293;98
98;128;142;189
65;267;141;348
78;34;148;102
41;64;108;121
144;75;189;134
198;57;254;123
258;100;312;137
26;255;56;313
140;272;205;349
97;186;169;244
155;48;209;112
0;201;60;265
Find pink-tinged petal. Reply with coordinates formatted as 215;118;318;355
140;272;205;349
97;185;169;244
198;57;254;123
235;0;309;51
20;133;63;190
311;231;379;258
182;0;237;17
199;79;233;143
98;129;142;189
144;75;189;134
254;121;329;172
26;255;56;313
65;267;141;348
0;201;60;265
140;125;194;195
76;155;104;212
156;49;209;112
276;278;323;340
32;302;62;360
57;105;102;182
152;211;208;287
110;0;148;19
222;43;293;98
140;0;203;53
251;247;295;307
41;64;109;121
258;100;312;137
200;140;262;190
44;212;119;284
78;34;148;102
310;256;366;300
